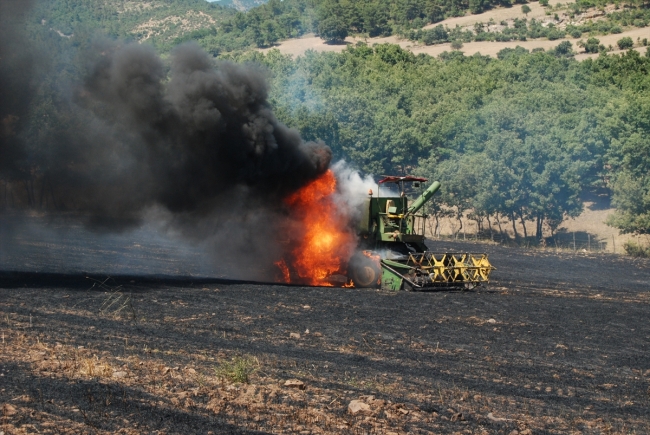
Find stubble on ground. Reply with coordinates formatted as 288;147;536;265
1;242;650;434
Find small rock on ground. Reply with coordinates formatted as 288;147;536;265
348;400;371;415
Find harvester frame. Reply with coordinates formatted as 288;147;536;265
348;176;494;291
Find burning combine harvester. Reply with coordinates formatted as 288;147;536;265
348;176;494;290
277;172;494;291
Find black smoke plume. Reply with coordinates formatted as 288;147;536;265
0;1;333;278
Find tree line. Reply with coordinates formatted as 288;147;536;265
230;44;650;238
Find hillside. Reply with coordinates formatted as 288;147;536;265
259;0;649;59
39;0;234;50
212;0;269;11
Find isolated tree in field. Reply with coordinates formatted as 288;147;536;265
553;40;574;57
579;37;601;53
318;16;348;43
521;4;532;16
451;40;463;50
539;0;549;6
617;36;634;50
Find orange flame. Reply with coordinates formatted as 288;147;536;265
280;170;356;286
274;259;290;284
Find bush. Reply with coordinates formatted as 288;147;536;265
610;25;623;34
570;28;582;38
581;37;601;53
540;0;549;6
451;40;464;50
214;355;259;383
617;36;633;50
623;241;650;258
553;40;574;56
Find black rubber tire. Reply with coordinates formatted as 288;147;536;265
349;253;381;288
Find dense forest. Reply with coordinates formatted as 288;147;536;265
230;44;650;240
2;0;650;251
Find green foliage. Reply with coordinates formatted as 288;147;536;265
214;356;259;383
622;240;650;257
450;40;464;49
238;41;650;234
318;15;349;42
410;4;650;49
581;37;602;53
617;36;634;49
552;40;574;57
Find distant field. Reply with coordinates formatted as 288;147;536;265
260;0;649;59
432;202;639;254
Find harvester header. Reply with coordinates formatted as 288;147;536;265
348;177;494;291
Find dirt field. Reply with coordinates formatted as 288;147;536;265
430;200;640;254
258;0;649;60
1;225;650;434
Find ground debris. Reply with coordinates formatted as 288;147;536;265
348;400;371;415
284;379;305;389
1;243;650;434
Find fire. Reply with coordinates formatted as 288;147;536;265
274;259;290;284
279;170;356;286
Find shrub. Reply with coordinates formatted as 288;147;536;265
581;37;601;53
540;0;549;6
214;355;259;383
570;28;582;38
623;241;650;258
451;40;463;50
617;36;633;50
553;40;574;56
610;25;623;34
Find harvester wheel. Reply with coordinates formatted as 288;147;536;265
349;254;381;288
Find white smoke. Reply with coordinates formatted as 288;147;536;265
331;160;376;218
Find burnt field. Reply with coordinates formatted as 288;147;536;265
1;234;650;434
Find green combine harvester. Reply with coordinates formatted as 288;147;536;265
347;176;494;290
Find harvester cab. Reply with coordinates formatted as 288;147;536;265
347;176;494;291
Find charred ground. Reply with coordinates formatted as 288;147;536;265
1;238;650;434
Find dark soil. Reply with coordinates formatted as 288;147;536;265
1;223;650;434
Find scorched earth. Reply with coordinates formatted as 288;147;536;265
1;239;649;434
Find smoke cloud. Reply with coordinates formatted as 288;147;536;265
0;1;339;279
46;42;331;226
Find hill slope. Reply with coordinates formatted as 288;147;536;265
211;0;269;11
39;0;234;49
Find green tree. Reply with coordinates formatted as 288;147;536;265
580;37;601;53
617;36;634;50
318;15;349;43
521;4;532;16
606;95;650;234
